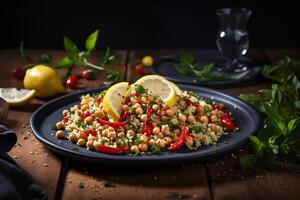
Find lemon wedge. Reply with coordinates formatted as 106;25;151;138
132;75;177;108
0;88;35;107
103;82;129;121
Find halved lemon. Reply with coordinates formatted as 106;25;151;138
169;81;182;95
102;82;129;121
132;75;177;108
0;88;35;107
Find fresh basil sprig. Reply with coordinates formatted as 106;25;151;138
175;54;228;81
239;57;300;170
56;29;120;83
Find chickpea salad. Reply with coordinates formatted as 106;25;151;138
54;75;237;155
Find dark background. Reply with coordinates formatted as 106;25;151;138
0;0;299;50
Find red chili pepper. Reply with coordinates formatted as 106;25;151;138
146;107;152;118
221;113;235;131
169;126;189;151
97;119;128;128
143;122;153;136
120;111;130;120
96;97;102;105
83;130;97;136
82;110;91;118
63;117;69;124
97;145;127;154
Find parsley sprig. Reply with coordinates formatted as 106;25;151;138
239;56;300;170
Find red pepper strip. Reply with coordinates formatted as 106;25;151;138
97;145;127;154
83;130;97;136
143;123;153;136
221;113;235;131
169;126;189;151
146;107;152;118
63;117;69;124
96;97;102;105
120;111;130;120
97;119;128;128
82;110;91;118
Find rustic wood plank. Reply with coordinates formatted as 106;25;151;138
62;162;210;200
207;49;300;200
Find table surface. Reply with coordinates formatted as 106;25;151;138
1;49;300;200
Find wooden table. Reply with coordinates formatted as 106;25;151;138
1;49;299;200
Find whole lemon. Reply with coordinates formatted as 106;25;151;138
23;65;64;98
142;55;154;67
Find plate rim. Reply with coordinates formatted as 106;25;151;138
30;84;261;164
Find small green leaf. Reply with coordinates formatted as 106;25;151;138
288;119;298;133
106;71;120;82
249;135;265;154
85;29;99;53
135;85;145;94
240;154;257;171
102;47;115;65
37;53;52;63
63;36;79;58
56;56;74;68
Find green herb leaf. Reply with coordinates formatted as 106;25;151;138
37;53;52;63
135;85;145;94
249;135;265;154
85;29;99;54
102;46;115;65
106;71;120;82
63;36;79;59
56;56;74;68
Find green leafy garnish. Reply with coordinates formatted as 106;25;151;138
37;53;52;63
239;57;300;170
175;54;228;81
56;29;120;83
135;85;145;94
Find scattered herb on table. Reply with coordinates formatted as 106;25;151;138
78;182;85;189
239;56;300;170
103;181;116;188
56;29;120;83
175;54;228;81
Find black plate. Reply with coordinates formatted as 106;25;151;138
30;85;261;165
152;50;262;86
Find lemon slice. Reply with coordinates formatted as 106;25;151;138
103;82;129;121
169;81;182;95
133;75;176;108
0;88;35;107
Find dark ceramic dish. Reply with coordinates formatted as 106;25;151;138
152;50;261;86
30;84;261;165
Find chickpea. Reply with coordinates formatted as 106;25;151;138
157;139;166;148
130;89;137;96
77;138;86;146
56;121;64;130
117;132;125;138
178;113;187;122
187;106;196;113
93;141;101;151
55;130;64;139
148;96;155;102
140;97;147;104
127;129;135;137
158;109;165;116
164;136;172;145
140;114;148;122
140;135;149;143
62;110;69;117
173;129;180;135
107;131;117;139
122;104;129;111
108;127;115;132
75;116;83;123
171;118;178;125
130;145;139;153
152;127;160;135
158;132;164;139
135;107;143;115
161;125;170;134
81;97;91;105
85;116;94;125
87;135;97;141
149;139;156;146
210;115;218;123
187;115;195;122
81;104;89;111
68;133;78;143
210;123;219;132
95;110;105;119
152;104;159;111
117;126;125;132
179;100;186;107
86;140;94;150
79;131;87;139
138;143;148;152
166;109;174;117
102;129;108;137
134;103;141;108
200;116;209;125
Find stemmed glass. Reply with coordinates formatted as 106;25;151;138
216;8;252;73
